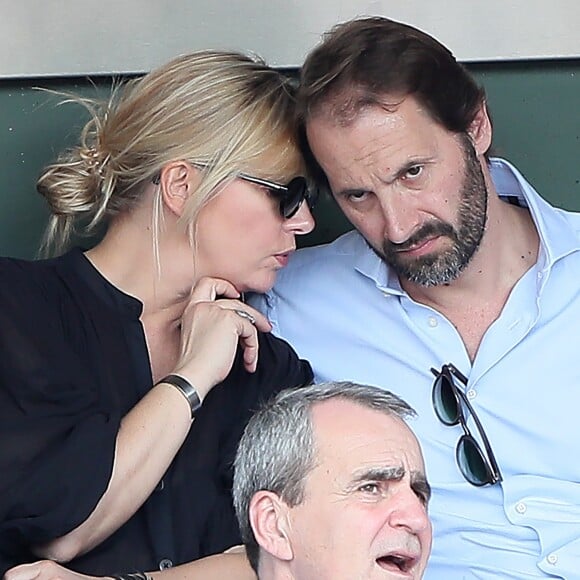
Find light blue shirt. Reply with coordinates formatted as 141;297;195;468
250;159;580;579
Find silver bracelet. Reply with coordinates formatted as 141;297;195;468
110;572;151;580
156;374;202;418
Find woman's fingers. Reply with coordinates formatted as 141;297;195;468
230;309;260;373
189;277;240;303
173;299;272;396
226;304;271;333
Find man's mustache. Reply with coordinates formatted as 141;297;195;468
383;220;456;254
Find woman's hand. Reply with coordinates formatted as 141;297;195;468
3;561;99;580
172;277;271;400
27;277;271;562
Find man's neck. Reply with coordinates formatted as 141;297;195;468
401;194;540;360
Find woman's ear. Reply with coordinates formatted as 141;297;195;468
467;101;493;156
248;491;294;563
158;161;200;218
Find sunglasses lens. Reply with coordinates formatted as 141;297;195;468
280;177;308;219
432;375;460;425
457;435;492;486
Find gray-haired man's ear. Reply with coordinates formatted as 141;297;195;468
248;490;294;563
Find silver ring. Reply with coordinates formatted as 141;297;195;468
233;309;256;325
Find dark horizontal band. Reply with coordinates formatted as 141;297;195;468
156;374;202;418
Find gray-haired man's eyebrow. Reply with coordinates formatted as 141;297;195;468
350;465;406;485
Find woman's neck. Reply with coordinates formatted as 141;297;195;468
85;216;195;323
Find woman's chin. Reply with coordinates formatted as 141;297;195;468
239;274;278;296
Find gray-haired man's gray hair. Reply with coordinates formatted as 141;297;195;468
232;381;416;573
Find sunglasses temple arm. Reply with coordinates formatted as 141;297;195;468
454;387;503;481
238;173;286;191
447;363;469;384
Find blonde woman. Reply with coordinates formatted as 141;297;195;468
0;51;314;578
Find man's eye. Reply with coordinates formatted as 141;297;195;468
358;482;380;494
346;191;370;203
404;165;423;179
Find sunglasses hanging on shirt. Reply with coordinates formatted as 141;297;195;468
431;363;502;486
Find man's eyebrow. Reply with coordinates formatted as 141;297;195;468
350;465;405;484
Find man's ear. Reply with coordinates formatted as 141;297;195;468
249;491;294;562
466;101;493;156
158;161;199;218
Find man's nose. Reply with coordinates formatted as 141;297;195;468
376;191;419;245
387;486;431;534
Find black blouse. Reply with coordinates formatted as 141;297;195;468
0;249;313;576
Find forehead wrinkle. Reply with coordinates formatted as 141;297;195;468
344;101;440;180
349;133;411;190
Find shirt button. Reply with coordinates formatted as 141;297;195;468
515;502;527;514
428;316;438;328
466;389;477;400
547;553;558;565
537;271;543;279
159;559;173;570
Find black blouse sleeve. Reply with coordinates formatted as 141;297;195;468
0;260;119;569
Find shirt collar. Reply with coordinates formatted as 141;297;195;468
489;158;580;269
64;247;144;319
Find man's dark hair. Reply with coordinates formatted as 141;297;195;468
297;16;486;134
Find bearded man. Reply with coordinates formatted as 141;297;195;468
250;16;580;580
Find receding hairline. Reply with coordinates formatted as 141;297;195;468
304;85;425;130
305;398;425;490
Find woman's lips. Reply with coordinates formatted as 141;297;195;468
273;251;293;267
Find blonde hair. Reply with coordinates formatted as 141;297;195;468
37;50;303;255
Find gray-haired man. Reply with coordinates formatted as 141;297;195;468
233;381;432;580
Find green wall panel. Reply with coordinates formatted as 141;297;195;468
1;61;579;258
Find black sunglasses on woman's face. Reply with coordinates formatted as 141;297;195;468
237;173;318;219
152;164;318;220
431;363;502;486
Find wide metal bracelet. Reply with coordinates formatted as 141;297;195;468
110;572;151;580
157;374;202;418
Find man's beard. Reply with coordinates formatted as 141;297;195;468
377;139;488;287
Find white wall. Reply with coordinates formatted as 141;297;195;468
2;0;579;78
